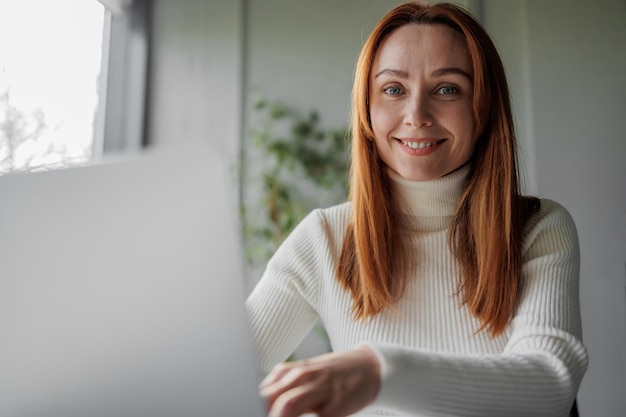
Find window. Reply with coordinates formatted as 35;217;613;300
0;0;150;175
0;0;106;174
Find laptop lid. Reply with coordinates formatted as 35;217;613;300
0;143;266;417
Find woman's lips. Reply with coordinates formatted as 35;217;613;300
397;138;446;153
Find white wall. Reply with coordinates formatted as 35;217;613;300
483;2;626;415
147;1;626;414
148;0;244;165
527;2;626;415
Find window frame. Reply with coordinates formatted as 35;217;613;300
94;0;152;157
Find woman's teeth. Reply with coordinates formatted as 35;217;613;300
400;140;438;150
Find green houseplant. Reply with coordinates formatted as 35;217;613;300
241;96;350;355
241;97;349;273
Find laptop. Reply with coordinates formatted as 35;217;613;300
0;143;266;417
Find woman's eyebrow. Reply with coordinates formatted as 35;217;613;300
374;67;472;80
374;68;409;79
431;67;472;80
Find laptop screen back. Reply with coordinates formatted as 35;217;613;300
0;144;265;417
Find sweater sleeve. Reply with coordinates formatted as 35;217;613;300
369;199;589;417
245;209;328;373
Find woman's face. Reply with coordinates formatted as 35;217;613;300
369;23;476;181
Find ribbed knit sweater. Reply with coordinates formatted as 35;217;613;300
245;165;588;417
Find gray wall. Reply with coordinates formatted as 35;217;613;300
147;1;626;415
484;3;626;415
528;2;625;415
149;0;244;164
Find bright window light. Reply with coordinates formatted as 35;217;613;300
0;0;105;174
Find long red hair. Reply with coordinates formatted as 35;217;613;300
337;1;539;336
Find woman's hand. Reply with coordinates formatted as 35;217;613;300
259;346;381;417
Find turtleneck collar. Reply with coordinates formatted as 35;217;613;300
388;164;470;218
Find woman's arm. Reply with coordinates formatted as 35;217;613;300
369;199;588;416
245;209;333;372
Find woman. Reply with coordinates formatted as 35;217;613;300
246;2;588;416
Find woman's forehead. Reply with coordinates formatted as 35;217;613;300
372;23;472;78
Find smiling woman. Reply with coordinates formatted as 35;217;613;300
246;2;588;416
368;23;476;182
0;0;105;174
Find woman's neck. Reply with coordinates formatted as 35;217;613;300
388;164;470;218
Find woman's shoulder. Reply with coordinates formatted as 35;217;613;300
266;202;352;273
522;197;578;255
305;201;352;229
278;202;352;247
527;198;576;229
316;201;352;216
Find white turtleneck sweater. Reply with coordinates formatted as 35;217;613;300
245;165;588;417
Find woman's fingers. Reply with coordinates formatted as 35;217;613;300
261;358;314;388
267;381;327;417
259;347;382;417
260;362;317;411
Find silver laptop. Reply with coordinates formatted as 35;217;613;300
0;143;266;417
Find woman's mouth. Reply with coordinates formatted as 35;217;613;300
398;138;445;150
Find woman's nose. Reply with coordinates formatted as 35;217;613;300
404;94;433;128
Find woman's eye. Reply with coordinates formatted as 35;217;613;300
436;85;458;95
383;86;403;95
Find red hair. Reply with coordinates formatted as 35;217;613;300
337;1;539;336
